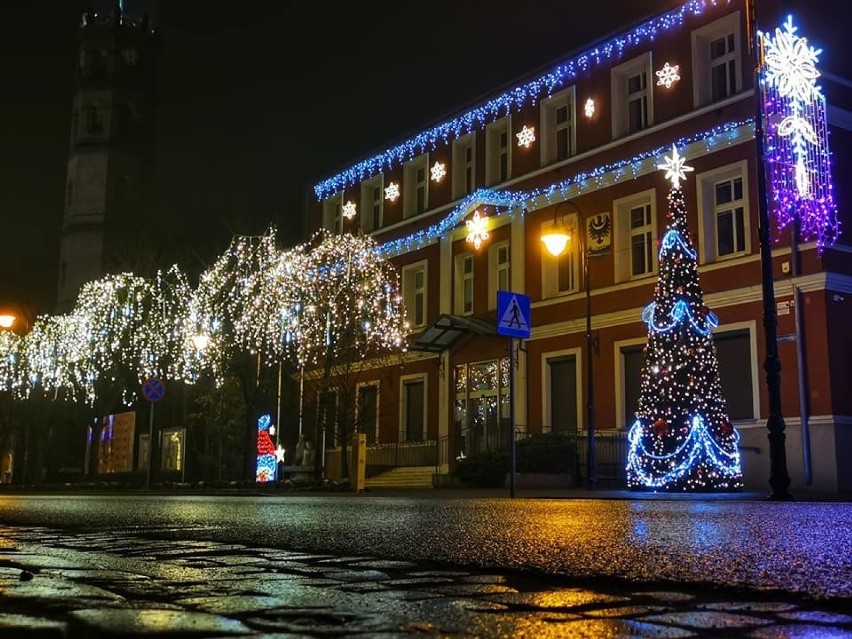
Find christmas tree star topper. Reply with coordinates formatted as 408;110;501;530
658;144;694;189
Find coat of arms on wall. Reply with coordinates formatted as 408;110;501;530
586;212;612;254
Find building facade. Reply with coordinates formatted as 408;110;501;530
304;0;852;492
57;6;158;313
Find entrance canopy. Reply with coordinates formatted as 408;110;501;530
411;313;499;353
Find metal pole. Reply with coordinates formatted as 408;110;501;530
584;239;596;490
145;401;153;490
509;336;516;498
276;360;282;447
749;0;792;500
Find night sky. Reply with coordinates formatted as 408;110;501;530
1;0;848;318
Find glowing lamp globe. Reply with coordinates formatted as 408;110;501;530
0;314;14;329
541;227;571;257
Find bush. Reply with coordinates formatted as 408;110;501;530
452;448;509;487
516;433;577;474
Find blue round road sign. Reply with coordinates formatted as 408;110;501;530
142;377;166;402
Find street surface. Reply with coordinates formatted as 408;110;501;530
0;491;850;637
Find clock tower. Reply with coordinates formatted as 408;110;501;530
57;3;158;313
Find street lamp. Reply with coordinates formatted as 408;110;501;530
0;315;14;330
541;201;596;489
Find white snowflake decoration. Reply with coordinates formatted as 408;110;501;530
655;62;681;89
516;125;536;148
763;15;821;103
657;144;693;189
430;161;446;182
584;98;595;118
384;181;400;202
342;200;357;219
275;445;287;463
465;210;489;250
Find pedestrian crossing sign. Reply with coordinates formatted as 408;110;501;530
496;290;531;339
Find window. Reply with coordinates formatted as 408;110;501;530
404;155;428;218
541;215;579;298
356;382;379;444
614;189;656;282
485;117;511;185
715;327;756;420
401;376;426;442
620;343;645;426
692;11;742;107
322;192;343;234
360;175;383;232
488;242;511;309
541;88;575;164
85;105;103;135
453;359;510;454
321;389;338;446
545;353;580;432
402;261;427;329
452;134;476;199
455;254;474;315
696;161;750;262
611;53;653;138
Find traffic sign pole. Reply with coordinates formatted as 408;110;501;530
509;337;516;499
141;377;166;490
145;402;154;490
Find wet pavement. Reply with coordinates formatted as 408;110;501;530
2;520;852;638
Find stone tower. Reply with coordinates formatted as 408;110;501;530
56;2;158;313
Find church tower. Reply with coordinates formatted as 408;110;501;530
57;2;158;313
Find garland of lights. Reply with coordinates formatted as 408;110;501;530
760;15;839;249
625;148;742;491
313;0;730;201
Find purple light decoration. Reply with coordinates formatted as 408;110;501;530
761;16;839;250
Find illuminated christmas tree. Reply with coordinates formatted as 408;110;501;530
626;145;743;491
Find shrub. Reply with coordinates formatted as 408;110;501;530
452;448;509;487
516;433;577;474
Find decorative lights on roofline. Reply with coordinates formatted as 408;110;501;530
312;0;730;201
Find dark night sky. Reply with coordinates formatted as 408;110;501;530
1;0;849;317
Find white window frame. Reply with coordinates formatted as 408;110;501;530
355;381;380;443
488;241;511;309
485;116;511;186
322;191;343;234
611;52;653;139
541;214;580;298
402;260;428;330
613;188;657;283
404;154;429;218
540;87;576;165
454;253;474;315
696;160;751;263
452;133;476;199
359;175;383;233
541;347;583;434
691;11;742;107
399;373;428;443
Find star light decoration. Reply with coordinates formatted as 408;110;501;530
657;145;693;189
342;200;357;220
430;160;446;182
275;444;287;463
584;98;595;118
465;210;489;250
655;62;681;88
384;181;400;202
516;125;536;148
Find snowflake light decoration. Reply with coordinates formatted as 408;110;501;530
655;62;681;88
657;144;693;189
761;14;838;248
384;181;400;202
430;161;446;182
465;210;489;250
342;200;357;219
275;444;287;463
516;125;536;148
763;15;821;103
584;98;595;118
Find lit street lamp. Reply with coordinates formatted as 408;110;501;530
541;201;596;489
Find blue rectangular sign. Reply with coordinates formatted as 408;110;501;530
496;290;531;339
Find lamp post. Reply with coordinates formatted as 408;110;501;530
542;201;596;489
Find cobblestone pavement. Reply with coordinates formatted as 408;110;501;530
1;524;851;637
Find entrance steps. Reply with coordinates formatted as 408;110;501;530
364;466;435;489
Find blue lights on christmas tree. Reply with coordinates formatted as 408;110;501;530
626;146;743;492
